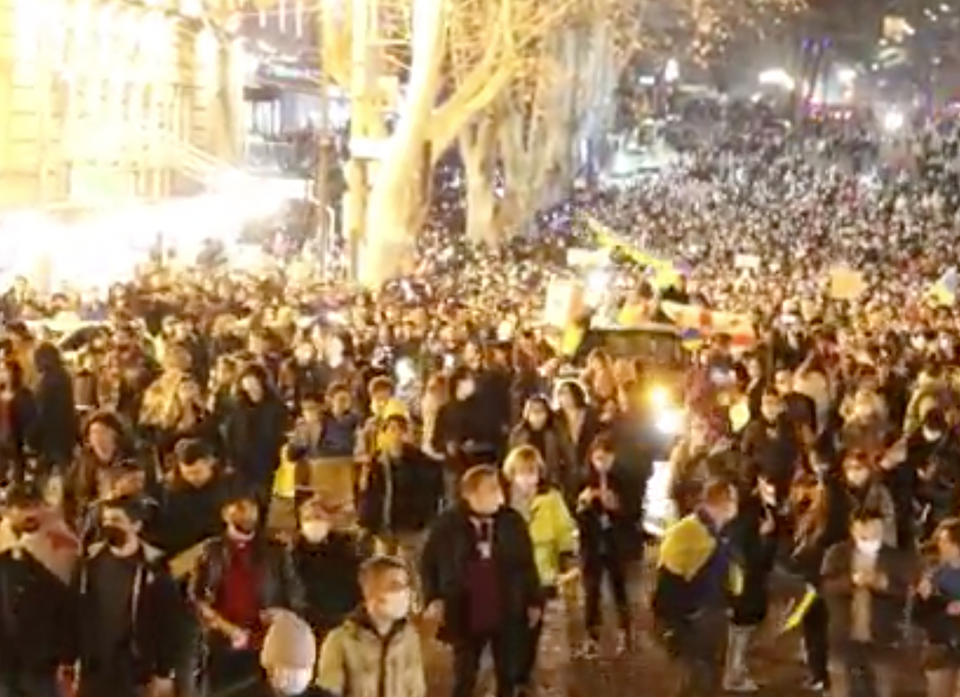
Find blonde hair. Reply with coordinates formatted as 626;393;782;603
502;445;544;480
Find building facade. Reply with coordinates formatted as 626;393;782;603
0;0;246;209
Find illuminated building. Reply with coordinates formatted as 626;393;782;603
0;0;247;209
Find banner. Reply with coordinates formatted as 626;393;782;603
828;267;867;300
585;216;684;288
660;301;757;347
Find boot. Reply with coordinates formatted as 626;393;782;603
723;625;759;692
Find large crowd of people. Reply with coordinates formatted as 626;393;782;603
2;112;960;697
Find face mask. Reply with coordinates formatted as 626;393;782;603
761;409;780;423
380;590;412;620
11;518;41;538
856;538;882;556
527;412;548;429
269;668;313;696
228;522;256;541
301;520;331;543
924;428;943;443
102;524;128;548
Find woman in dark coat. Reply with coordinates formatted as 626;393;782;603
225;364;288;497
32;342;79;474
0;358;38;483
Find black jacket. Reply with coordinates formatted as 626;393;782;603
576;466;643;564
32;363;78;466
191;535;305;616
0;549;77;672
420;505;541;643
224;394;288;482
293;532;369;633
156;475;234;557
357;446;443;535
74;543;181;682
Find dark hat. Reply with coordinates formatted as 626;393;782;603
175;438;213;465
101;494;151;523
221;480;260;508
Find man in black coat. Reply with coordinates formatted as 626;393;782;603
73;495;181;697
0;486;76;697
420;465;541;697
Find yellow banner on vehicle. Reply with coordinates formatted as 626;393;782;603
585;217;681;288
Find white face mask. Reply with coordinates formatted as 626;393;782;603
924;428;943;443
301;521;331;543
269;667;313;696
856;538;882;556
380;590;411;620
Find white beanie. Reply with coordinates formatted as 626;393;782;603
261;610;317;671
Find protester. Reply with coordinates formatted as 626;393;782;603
293;497;368;636
316;555;425;697
420;465;541;697
192;487;305;697
821;508;914;697
0;485;76;697
653;479;740;697
74;495;180;697
502;445;578;691
2;106;960;697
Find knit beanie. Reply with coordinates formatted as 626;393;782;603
261;610;317;671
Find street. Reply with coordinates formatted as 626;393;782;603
420;568;927;697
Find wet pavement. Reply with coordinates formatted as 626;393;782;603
420;566;926;697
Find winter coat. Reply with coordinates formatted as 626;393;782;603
357;446;443;536
316;612;426;697
420;506;541;644
74;543;182;683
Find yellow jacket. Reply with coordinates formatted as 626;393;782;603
518;488;578;587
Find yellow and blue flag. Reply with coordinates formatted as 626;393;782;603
781;585;818;632
929;267;959;307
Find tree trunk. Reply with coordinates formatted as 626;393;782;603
359;0;445;286
460;117;498;245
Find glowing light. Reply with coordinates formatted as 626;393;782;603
837;68;857;85
664;58;680;84
758;68;795;91
649;385;671;408
586;269;611;295
395;358;416;385
883;109;905;132
656;409;683;436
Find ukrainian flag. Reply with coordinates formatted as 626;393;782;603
680;328;704;350
782;585;818;632
929;267;958;307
